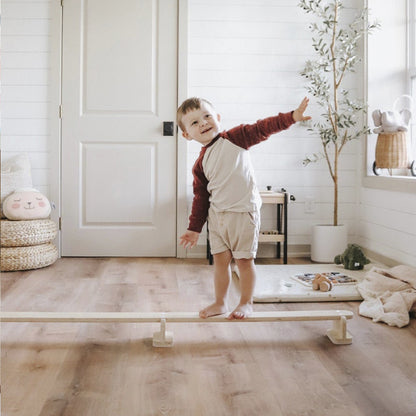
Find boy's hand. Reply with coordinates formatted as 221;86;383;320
292;97;311;122
180;230;200;249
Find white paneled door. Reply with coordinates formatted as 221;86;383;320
61;0;178;256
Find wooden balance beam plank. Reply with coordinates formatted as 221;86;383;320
0;310;353;346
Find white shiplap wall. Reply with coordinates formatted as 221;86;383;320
3;0;413;265
358;187;416;267
186;0;364;257
1;0;55;198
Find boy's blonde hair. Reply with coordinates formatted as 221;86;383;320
176;97;214;131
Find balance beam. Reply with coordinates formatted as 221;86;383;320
0;310;353;347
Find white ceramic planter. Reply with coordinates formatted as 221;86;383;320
311;224;348;263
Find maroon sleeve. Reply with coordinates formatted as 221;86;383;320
188;152;210;233
223;112;295;149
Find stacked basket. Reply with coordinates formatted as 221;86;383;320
1;219;58;272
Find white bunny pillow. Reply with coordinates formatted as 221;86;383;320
3;189;51;220
372;109;412;134
372;95;413;134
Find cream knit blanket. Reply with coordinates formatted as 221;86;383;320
357;265;416;327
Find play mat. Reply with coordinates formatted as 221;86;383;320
234;263;375;302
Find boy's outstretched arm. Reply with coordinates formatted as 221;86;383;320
292;97;311;122
180;230;200;249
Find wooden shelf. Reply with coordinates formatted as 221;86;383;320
259;232;285;243
259;191;285;204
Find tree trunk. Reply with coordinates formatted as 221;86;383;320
333;177;338;226
333;145;339;226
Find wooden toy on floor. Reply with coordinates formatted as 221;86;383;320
312;273;333;292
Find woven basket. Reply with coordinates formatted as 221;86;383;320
1;219;58;247
1;243;58;272
375;132;408;169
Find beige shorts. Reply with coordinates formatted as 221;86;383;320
207;208;260;259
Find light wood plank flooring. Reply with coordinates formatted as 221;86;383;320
1;257;416;416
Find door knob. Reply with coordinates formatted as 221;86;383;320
163;121;174;136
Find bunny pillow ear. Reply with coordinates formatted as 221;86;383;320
393;94;414;113
372;109;384;133
400;109;412;126
372;109;382;126
3;189;51;220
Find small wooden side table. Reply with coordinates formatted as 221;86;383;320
258;191;288;264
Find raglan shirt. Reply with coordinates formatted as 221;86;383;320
188;112;295;233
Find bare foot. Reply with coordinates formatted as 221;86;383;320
199;302;228;319
227;303;253;320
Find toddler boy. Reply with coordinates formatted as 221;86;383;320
178;97;310;319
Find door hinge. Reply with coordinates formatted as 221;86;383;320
61;0;64;7
59;217;62;230
59;105;63;119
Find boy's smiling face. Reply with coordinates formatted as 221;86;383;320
181;102;221;146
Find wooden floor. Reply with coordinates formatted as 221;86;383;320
1;257;416;416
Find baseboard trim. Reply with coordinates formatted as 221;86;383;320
361;248;401;267
182;244;311;259
181;244;402;267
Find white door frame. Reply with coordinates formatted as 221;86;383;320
49;0;189;257
176;0;189;258
48;0;63;249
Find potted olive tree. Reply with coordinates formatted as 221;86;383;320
299;0;378;262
